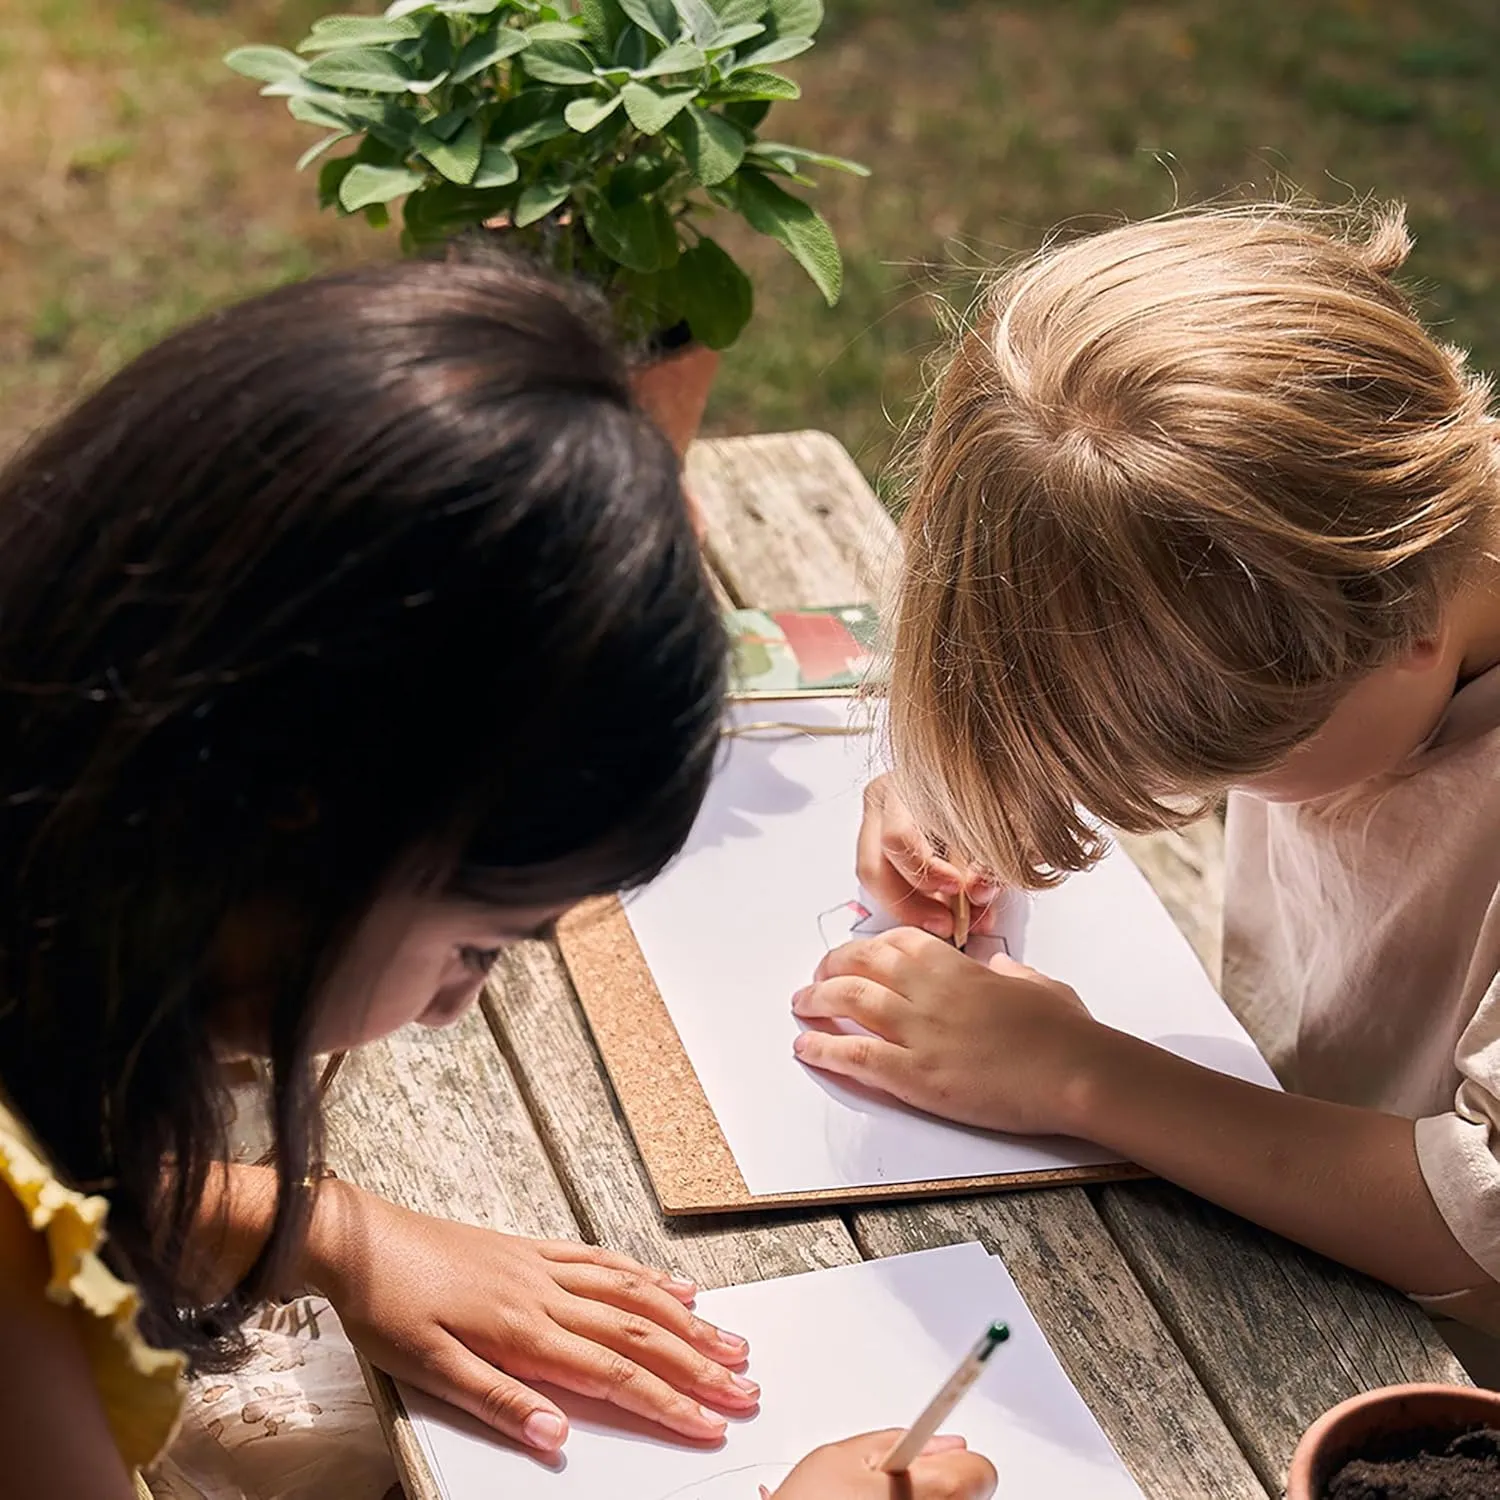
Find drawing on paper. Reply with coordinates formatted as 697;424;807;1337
817;898;884;951
818;896;1010;958
654;1462;797;1499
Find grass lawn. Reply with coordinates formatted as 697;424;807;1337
5;0;1500;495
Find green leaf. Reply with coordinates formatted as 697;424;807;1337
564;93;624;131
497;88;573;146
296;129;353;170
722;97;770;129
287;94;353;130
734;169;841;303
618;0;678;43
525;19;588;39
613;25;648;68
514;178;572;226
767;0;822;35
673;234;753;347
318;154;358;209
705;21;765;51
386;0;440;15
414;116;483;182
435;0;508;11
712;0;767;23
472;143;519;187
303;48;416;92
579;0;627;53
621;80;696;132
450;27;530;81
364;202;392;228
422;108;470;141
609;152;676;200
297;15;424;52
521;39;599;84
675;106;743;184
339;162;428;211
753;140;869;175
709;67;798;99
632;37;706;76
672;0;722;45
335;96;422;149
732;34;812;68
584;195;678;272
225;45;307;83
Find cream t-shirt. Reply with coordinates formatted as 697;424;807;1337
1224;662;1500;1331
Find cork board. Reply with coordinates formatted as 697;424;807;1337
557;896;1147;1217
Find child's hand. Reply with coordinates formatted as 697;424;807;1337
768;1431;997;1498
304;1185;757;1452
858;774;995;941
792;927;1101;1137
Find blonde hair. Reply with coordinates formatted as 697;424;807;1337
892;202;1500;889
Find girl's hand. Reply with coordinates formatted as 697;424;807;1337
304;1185;757;1453
858;775;995;941
768;1431;997;1499
792;927;1104;1137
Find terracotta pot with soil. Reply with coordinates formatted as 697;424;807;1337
1287;1382;1500;1500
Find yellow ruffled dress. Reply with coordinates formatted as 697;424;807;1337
0;1095;186;1498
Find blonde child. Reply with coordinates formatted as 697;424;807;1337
794;202;1500;1335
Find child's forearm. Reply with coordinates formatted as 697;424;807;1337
183;1162;356;1302
1066;1028;1491;1297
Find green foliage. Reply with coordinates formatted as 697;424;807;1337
225;0;866;348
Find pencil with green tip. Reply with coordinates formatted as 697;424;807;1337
879;1320;1009;1474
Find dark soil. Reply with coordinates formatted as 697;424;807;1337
1325;1425;1500;1500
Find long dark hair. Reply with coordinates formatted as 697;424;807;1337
0;257;725;1368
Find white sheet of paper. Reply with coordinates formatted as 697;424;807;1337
403;1242;1142;1499
622;697;1278;1196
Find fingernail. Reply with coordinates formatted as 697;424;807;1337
667;1274;697;1294
730;1374;760;1396
523;1411;566;1449
790;987;808;1014
792;1032;810;1056
698;1406;728;1430
717;1328;749;1352
923;1434;967;1454
970;883;998;903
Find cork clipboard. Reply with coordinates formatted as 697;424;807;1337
556;896;1148;1217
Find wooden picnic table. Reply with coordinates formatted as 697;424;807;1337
324;431;1466;1500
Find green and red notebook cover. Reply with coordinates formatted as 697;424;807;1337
727;604;884;697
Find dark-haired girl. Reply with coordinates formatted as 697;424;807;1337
0;260;994;1500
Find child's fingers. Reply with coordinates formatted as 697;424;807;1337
908;1449;999;1500
815;928;955;991
857;812;951;935
537;1241;698;1301
792;976;906;1039
792;1028;910;1093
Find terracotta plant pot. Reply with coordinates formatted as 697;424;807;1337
629;340;720;461
1287;1382;1500;1499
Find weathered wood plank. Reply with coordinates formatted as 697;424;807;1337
323;1009;586;1500
323;1006;576;1240
1094;1183;1466;1494
688;430;898;609
484;940;860;1289
854;1196;1267;1499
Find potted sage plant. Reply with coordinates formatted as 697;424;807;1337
227;0;867;453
